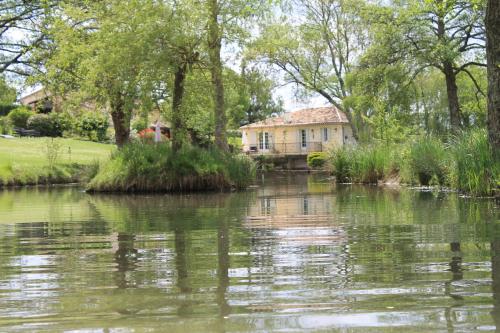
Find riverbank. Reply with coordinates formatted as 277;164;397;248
0;137;114;187
87;143;256;192
327;129;499;197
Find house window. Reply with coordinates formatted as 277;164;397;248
323;128;328;141
259;132;270;150
301;129;307;148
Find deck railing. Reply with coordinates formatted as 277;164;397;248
248;142;323;154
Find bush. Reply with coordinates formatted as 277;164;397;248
88;143;256;192
26;112;72;137
27;114;51;135
8;107;34;128
408;137;448;186
307;152;328;168
451;129;499;196
0;116;12;135
132;117;148;132
75;112;109;142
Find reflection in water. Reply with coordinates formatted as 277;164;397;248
492;240;500;333
0;174;498;332
113;233;138;289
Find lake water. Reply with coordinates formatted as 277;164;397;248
0;173;498;332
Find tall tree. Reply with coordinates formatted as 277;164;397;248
0;0;57;75
206;0;271;150
384;0;486;131
41;1;159;147
207;0;228;151
486;0;500;153
251;0;366;138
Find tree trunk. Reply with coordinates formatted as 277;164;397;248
110;97;130;148
172;64;187;153
208;0;228;152
486;0;500;155
443;61;462;131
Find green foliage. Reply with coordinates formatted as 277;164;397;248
0;116;12;135
132;117;148;132
88;143;256;192
0;76;16;104
26;112;72;137
451;129;499;196
8;107;34;128
75;112;109;142
307;152;328;169
408;137;448;186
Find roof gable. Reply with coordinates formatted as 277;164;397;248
239;106;348;129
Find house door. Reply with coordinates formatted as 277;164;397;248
300;129;307;150
259;132;270;151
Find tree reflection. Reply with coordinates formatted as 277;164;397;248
113;232;138;289
491;240;500;332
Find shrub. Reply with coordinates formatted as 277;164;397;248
0;116;12;135
49;112;73;136
75;112;109;142
88;143;256;192
8;107;34;128
451;129;499;196
307;152;328;168
132;117;148;132
408;137;448;186
27;114;51;135
26;112;72;137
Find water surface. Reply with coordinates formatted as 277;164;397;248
0;174;498;332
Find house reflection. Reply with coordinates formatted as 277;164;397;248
245;185;345;247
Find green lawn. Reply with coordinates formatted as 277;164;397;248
0;137;114;185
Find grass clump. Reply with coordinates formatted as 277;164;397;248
450;128;499;196
407;137;448;186
87;143;256;192
329;145;395;184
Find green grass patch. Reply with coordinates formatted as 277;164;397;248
87;142;256;192
0;137;114;186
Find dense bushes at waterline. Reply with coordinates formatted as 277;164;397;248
328;129;499;196
87;143;256;192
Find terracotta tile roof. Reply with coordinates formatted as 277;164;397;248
239;106;349;129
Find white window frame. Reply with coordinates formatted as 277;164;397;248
300;129;307;148
323;128;328;142
259;131;270;150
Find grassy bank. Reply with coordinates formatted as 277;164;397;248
328;129;499;196
0;137;114;186
87;143;256;192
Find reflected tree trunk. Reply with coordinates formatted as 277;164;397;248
491;240;500;332
444;242;464;332
113;233;138;289
217;218;231;319
174;228;192;316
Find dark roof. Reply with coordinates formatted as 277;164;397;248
239;106;349;129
